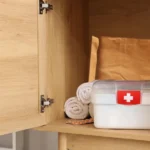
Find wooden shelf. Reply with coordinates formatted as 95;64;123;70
36;119;150;141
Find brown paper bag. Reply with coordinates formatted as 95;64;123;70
88;36;99;81
97;36;150;80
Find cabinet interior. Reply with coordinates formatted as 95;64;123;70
38;0;150;140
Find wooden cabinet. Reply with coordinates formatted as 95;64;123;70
0;0;88;134
1;0;150;149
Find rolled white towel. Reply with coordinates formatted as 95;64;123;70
76;81;96;104
89;103;94;118
64;97;89;119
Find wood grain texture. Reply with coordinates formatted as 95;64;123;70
90;0;150;39
58;133;67;150
67;134;150;150
45;0;89;122
38;2;50;123
36;119;150;142
0;0;46;135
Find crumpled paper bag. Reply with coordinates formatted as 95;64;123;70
97;36;150;80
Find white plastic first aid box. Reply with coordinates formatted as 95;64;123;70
91;80;150;129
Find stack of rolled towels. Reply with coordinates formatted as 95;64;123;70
64;81;96;119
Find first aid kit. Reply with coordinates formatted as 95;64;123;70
91;80;150;129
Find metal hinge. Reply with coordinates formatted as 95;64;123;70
41;95;54;113
39;0;53;14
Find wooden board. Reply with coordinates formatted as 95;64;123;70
44;0;89;123
89;0;150;39
0;0;46;135
58;133;67;150
38;1;50;123
67;134;150;150
36;119;150;142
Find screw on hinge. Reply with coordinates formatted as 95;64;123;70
41;95;54;113
39;0;53;14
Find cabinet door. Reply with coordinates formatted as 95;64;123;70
0;0;47;135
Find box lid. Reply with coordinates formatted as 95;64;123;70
91;80;150;105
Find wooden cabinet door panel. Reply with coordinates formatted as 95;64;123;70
0;0;46;135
